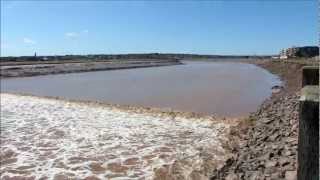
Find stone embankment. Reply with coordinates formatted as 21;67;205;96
211;60;316;180
213;93;299;180
0;59;182;78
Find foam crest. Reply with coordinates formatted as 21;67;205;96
1;94;230;179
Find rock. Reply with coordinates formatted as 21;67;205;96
279;157;291;167
271;85;284;93
268;152;275;159
283;149;295;156
270;172;281;179
249;171;265;180
225;173;238;180
264;167;277;175
291;125;298;134
238;141;247;148
285;170;297;180
285;137;297;143
265;160;278;168
212;92;299;179
261;117;274;124
268;133;280;141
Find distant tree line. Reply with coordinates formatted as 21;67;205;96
295;46;319;58
0;53;270;62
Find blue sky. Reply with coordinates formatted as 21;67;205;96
1;0;318;56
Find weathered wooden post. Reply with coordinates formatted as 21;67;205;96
298;66;319;180
302;66;319;86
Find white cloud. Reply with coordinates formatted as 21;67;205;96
23;38;36;45
65;30;88;39
65;32;79;38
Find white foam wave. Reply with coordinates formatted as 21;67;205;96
1;94;230;179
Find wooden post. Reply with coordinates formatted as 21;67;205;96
298;66;319;180
302;66;319;86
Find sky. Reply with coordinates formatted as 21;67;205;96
0;0;318;56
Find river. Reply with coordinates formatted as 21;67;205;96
1;61;281;117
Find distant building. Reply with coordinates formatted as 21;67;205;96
279;49;288;59
280;46;319;59
280;46;298;59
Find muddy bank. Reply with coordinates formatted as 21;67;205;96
0;59;182;78
211;60;318;180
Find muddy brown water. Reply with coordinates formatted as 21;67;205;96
1;61;281;117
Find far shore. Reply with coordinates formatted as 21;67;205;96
1;57;318;79
0;59;183;78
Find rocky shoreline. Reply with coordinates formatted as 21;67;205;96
211;60;317;180
213;93;299;180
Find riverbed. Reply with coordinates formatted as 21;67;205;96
1;61;281;117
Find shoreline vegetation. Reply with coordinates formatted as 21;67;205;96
0;57;319;179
